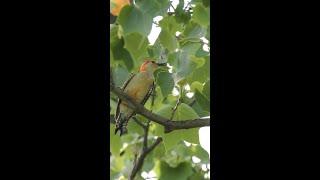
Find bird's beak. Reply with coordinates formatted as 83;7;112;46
156;62;167;66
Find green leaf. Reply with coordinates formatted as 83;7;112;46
189;145;210;163
135;0;170;17
176;59;197;82
162;130;184;151
156;71;174;98
159;16;183;34
195;45;210;57
153;105;182;151
175;0;191;24
174;103;200;144
175;12;192;24
182;21;206;39
202;0;210;7
147;39;166;59
174;103;200;121
192;3;210;27
190;55;205;68
203;80;210;99
181;42;202;55
142;153;155;172
126;119;144;135
117;5;153;36
159;29;178;52
176;0;184;14
112;66;130;88
194;90;210;112
163;143;191;168
123;33;149;61
110;124;122;156
191;101;210;117
187;56;210;83
110;24;120;42
110;170;121;180
154;161;193;180
152;142;166;158
110;28;134;70
191;81;203;92
188;172;205;180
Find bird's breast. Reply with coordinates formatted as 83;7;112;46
124;73;153;103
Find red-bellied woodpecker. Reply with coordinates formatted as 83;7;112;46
115;60;166;136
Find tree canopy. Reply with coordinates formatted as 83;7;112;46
110;0;210;179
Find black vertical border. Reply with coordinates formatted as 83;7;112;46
95;0;109;179
212;0;225;179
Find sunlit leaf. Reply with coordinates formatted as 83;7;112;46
159;29;178;52
154;161;193;180
191;81;204;92
203;80;210;99
189;144;210;163
123;32;149;61
159;16;183;34
110;124;122;156
192;3;210;27
183;21;206;39
117;5;153;36
135;0;170;17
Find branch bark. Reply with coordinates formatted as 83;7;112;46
110;84;210;133
129;137;162;180
129;119;163;180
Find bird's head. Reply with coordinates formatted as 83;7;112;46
139;60;167;73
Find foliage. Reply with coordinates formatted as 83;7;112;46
110;0;210;179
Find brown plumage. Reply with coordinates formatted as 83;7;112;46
115;60;165;136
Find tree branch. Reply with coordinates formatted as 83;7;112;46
110;84;210;133
129;121;163;180
129;137;162;180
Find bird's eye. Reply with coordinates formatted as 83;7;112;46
151;61;156;64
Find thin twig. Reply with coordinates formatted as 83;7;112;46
129;136;163;180
144;137;162;154
153;21;160;26
170;1;176;11
170;86;183;120
143;121;150;151
170;97;181;120
183;1;192;11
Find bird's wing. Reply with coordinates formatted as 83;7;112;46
115;73;135;119
140;82;155;106
124;82;154;125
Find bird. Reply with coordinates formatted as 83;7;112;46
114;60;166;136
